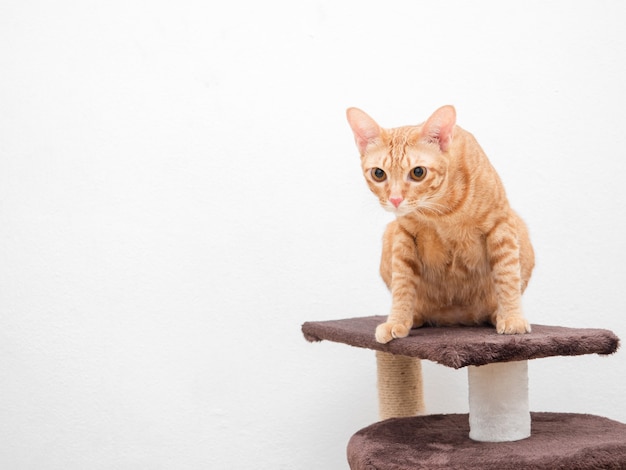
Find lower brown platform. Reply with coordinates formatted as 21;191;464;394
347;412;626;469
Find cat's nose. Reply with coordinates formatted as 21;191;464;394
390;197;403;208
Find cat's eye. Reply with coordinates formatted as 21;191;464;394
410;166;427;182
371;168;387;182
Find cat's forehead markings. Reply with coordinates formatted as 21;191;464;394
363;143;436;173
362;147;389;167
393;127;433;151
405;147;438;167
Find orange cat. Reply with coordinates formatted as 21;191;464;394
346;106;534;343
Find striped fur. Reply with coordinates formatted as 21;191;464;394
347;106;534;343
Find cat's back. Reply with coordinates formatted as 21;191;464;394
447;124;500;176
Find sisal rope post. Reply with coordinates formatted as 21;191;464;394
376;351;425;420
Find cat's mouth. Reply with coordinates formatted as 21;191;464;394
383;198;450;217
383;201;413;217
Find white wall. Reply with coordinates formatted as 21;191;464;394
1;1;625;468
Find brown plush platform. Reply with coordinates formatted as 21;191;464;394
302;316;619;368
347;412;626;469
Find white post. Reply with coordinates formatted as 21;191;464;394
467;360;530;442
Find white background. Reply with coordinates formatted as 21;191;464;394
1;1;625;468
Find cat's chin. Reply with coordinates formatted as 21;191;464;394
382;204;413;217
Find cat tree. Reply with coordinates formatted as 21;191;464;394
302;315;625;469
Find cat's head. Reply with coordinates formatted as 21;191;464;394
346;105;456;217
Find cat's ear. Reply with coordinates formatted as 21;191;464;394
421;105;456;152
346;107;381;155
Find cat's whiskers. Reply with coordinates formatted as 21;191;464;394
414;199;451;216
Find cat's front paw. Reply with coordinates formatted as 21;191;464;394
496;315;531;335
375;322;410;344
